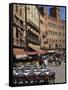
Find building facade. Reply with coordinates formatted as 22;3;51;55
12;4;40;58
26;5;40;51
13;4;26;57
12;4;65;57
39;7;49;49
57;20;65;50
40;7;65;50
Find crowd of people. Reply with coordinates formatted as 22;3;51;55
39;52;65;67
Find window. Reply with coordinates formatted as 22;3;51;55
49;30;50;34
42;33;45;38
46;31;48;35
40;19;43;24
49;31;51;34
48;22;57;29
62;26;64;29
16;28;21;38
44;41;48;44
59;45;62;48
51;31;53;35
56;32;57;35
59;32;61;35
28;7;30;10
56;40;57;42
55;44;58;48
20;38;23;45
44;41;46;44
16;28;19;38
16;5;18;12
15;15;18;23
53;31;55;35
62;33;64;36
49;44;51;49
59;40;61;43
63;40;64;43
59;25;61;29
16;39;18;44
20;32;23;37
20;20;23;26
20;8;22;16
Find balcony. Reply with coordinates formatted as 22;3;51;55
27;19;40;33
27;37;40;45
28;43;40;51
13;16;25;30
48;16;57;22
29;28;39;36
13;38;26;48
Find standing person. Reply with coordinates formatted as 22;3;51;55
39;55;44;66
39;60;43;66
58;57;61;66
55;57;58;66
43;57;48;68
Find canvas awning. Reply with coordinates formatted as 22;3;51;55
36;50;47;54
16;54;27;59
28;43;47;55
48;50;55;53
13;48;27;59
28;43;40;51
27;51;37;55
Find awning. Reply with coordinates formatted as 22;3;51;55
28;44;47;54
42;45;49;49
27;51;37;55
36;50;47;54
55;50;63;54
28;43;40;51
13;48;27;59
48;50;55;53
13;47;47;59
16;55;27;59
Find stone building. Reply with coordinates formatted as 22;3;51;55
12;4;65;57
40;6;65;50
26;5;40;51
13;4;26;58
12;4;41;59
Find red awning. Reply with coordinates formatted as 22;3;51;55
13;48;27;55
13;48;47;58
37;50;47;54
27;50;47;55
13;48;27;59
27;51;37;55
